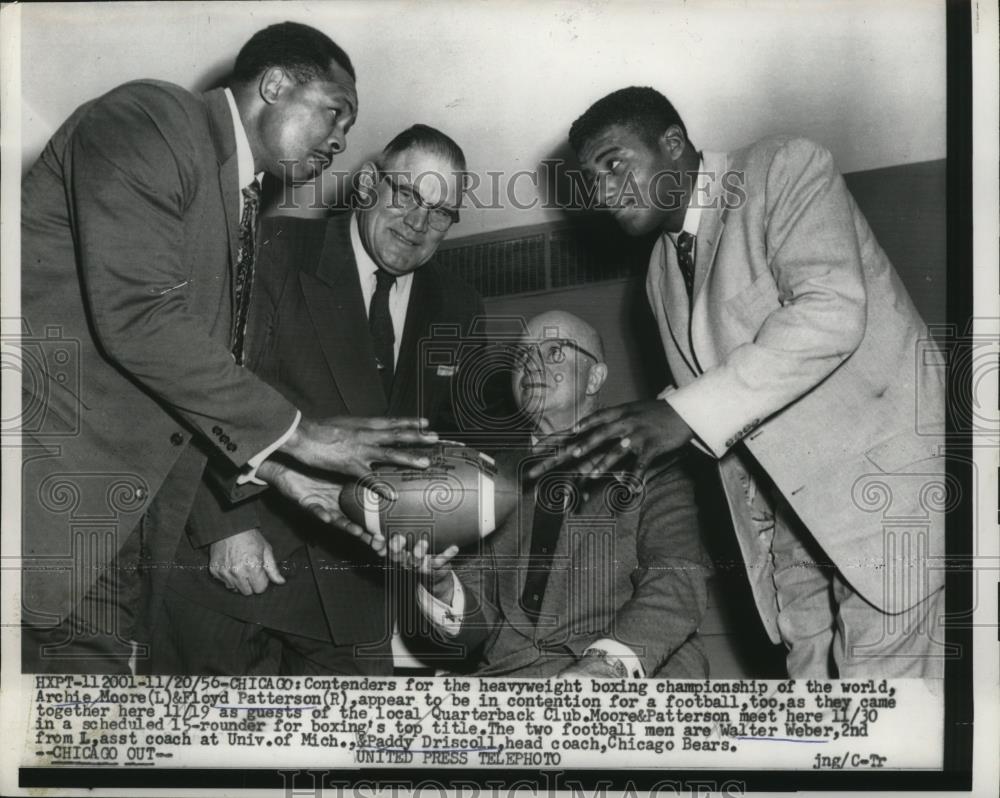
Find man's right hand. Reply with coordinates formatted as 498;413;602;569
208;528;286;595
387;536;459;604
281;416;439;478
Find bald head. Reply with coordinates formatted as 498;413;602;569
525;311;605;362
513;311;608;434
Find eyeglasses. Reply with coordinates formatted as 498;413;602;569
505;339;601;369
379;172;460;232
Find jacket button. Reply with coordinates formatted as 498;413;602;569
220;434;230;445
170;432;184;446
227;442;237;452
212;425;222;435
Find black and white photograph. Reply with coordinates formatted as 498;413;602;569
1;1;996;796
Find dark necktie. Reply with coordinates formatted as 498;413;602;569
676;231;696;300
369;268;397;399
231;178;262;365
520;479;572;625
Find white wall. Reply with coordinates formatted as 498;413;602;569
17;0;946;238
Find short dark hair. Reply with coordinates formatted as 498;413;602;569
569;86;689;154
231;21;355;86
381;124;467;173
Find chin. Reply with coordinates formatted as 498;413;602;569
616;212;659;237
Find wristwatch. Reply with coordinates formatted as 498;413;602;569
583;648;629;678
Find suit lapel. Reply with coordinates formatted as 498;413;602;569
389;266;435;415
689;150;730;371
301;216;388;415
203;88;241;271
537;480;600;626
649;235;699;376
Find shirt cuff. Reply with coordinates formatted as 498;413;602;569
416;571;465;637
584;638;645;678
236;410;301;486
659;391;715;459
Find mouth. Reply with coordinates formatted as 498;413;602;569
390;229;421;247
310;151;333;168
611;200;637;220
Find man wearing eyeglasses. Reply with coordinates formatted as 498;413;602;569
393;310;712;679
152;125;486;674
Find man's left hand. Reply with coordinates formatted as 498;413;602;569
257;460;386;555
528;399;694;480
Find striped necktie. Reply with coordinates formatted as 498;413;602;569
676;231;696;300
231;178;262;365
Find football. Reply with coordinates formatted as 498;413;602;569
339;443;519;553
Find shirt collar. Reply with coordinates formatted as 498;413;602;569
670;155;706;241
223;88;261;190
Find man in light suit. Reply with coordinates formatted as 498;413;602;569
20;23;438;672
536;87;947;678
399;311;712;679
153;126;487;674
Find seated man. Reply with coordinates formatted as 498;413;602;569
395;311;712;678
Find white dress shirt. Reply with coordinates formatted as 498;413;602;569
349;214;414;366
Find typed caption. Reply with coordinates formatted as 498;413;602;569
24;675;942;770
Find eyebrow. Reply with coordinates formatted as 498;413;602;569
590;145;620;164
395;175;459;212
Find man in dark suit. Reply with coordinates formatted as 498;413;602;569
154;126;486;675
20;23;439;673
399;311;712;679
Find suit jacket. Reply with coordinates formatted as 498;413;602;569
646;136;946;629
442;447;711;678
20;81;297;626
168;213;486;658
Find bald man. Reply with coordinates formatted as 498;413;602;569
394;311;712;678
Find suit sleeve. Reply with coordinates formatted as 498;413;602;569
186;477;262;548
666;138;867;456
611;460;712;676
66;84;298;467
431;546;501;659
199;226;292;506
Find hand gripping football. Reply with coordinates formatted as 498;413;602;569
339;444;518;553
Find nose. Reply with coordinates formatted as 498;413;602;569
327;125;347;155
404;204;430;233
598;175;619;208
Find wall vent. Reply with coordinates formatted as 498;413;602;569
437;221;654;297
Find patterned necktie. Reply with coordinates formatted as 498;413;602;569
676;231;696;301
369;268;397;399
231;178;262;365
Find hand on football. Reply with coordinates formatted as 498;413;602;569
527;399;693;480
282;415;439;479
257;460;386;554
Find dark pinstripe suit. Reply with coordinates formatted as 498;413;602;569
154;213;484;674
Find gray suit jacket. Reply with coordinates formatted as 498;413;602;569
20;81;296;626
647;137;946;629
441;447;711;678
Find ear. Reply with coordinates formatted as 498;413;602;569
258;66;291;105
657;124;687;163
586;362;608;396
355;160;381;209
